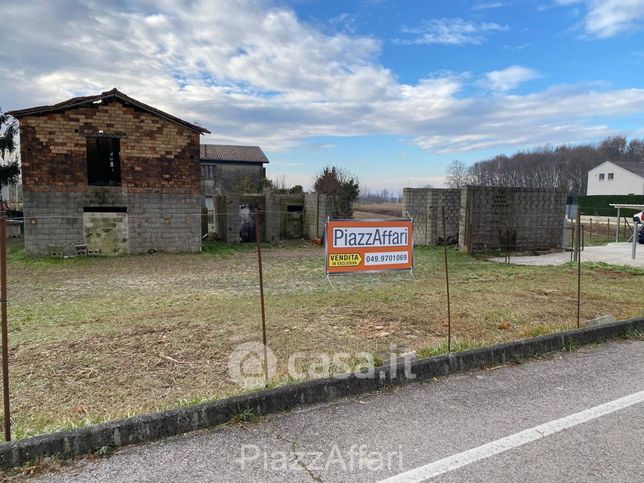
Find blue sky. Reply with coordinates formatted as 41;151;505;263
2;0;644;193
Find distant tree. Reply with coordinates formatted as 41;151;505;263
314;166;359;217
465;135;644;195
0;108;20;199
598;136;627;162
289;184;304;194
445;160;470;188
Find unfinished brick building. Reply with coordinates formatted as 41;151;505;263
9;89;210;256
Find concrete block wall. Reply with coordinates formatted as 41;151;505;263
126;193;201;253
215;194;241;243
403;188;461;246
24;192;85;256
264;191;280;243
24;190;201;256
459;186;566;253
304;193;332;240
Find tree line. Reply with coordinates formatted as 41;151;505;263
447;136;644;195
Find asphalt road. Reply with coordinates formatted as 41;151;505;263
37;339;644;482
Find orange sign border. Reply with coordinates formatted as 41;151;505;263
325;218;414;274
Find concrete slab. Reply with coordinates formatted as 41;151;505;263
491;242;644;267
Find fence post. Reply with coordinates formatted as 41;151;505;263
633;222;639;261
576;211;582;329
441;207;451;352
254;209;269;387
0;210;10;441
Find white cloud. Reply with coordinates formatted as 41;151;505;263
1;0;643;159
396;18;507;45
556;0;644;38
477;65;541;91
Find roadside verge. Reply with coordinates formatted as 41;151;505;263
1;317;642;469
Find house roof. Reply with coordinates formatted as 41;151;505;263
7;88;210;134
200;144;269;164
611;161;644;178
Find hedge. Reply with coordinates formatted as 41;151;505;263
578;195;644;217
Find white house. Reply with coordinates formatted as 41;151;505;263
586;161;644;195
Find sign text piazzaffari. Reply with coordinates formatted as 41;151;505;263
325;219;413;274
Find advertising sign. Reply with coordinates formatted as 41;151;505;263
325;219;413;274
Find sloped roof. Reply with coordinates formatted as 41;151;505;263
612;161;644;178
200;144;269;164
7;88;210;134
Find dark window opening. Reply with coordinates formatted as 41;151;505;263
87;137;121;186
608;173;614;180
83;206;127;213
598;173;605;180
287;205;303;212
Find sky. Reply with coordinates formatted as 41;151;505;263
2;0;644;193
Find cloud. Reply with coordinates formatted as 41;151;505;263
556;0;644;38
477;65;541;91
472;2;507;11
1;0;643;158
396;18;508;45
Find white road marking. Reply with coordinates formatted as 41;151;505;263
378;390;644;483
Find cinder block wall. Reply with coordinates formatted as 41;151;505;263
304;193;332;240
24;190;201;255
17;98;202;255
459;186;566;253
402;188;461;246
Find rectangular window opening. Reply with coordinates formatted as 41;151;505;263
87;137;121;186
598;173;605;180
607;173;614;180
83;206;127;213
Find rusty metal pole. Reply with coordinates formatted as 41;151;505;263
576;215;582;329
254;209;269;387
441;207;452;352
0;210;10;441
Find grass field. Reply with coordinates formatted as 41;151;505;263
354;202;403;217
4;240;643;439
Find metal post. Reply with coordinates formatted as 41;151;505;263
0;211;10;441
633;222;639;261
576;213;582;329
441;207;452;352
615;207;621;242
582;225;585;251
254;209;269;387
589;218;592;240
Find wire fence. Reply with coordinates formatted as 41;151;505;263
0;207;642;442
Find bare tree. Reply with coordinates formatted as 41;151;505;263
445;160;470;188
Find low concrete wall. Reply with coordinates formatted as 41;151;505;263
0;317;641;469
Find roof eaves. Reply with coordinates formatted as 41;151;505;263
7;88;210;135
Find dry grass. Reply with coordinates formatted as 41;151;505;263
3;240;643;439
354;202;403;217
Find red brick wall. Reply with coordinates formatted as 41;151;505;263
18;99;201;195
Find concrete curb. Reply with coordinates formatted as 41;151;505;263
1;317;642;469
